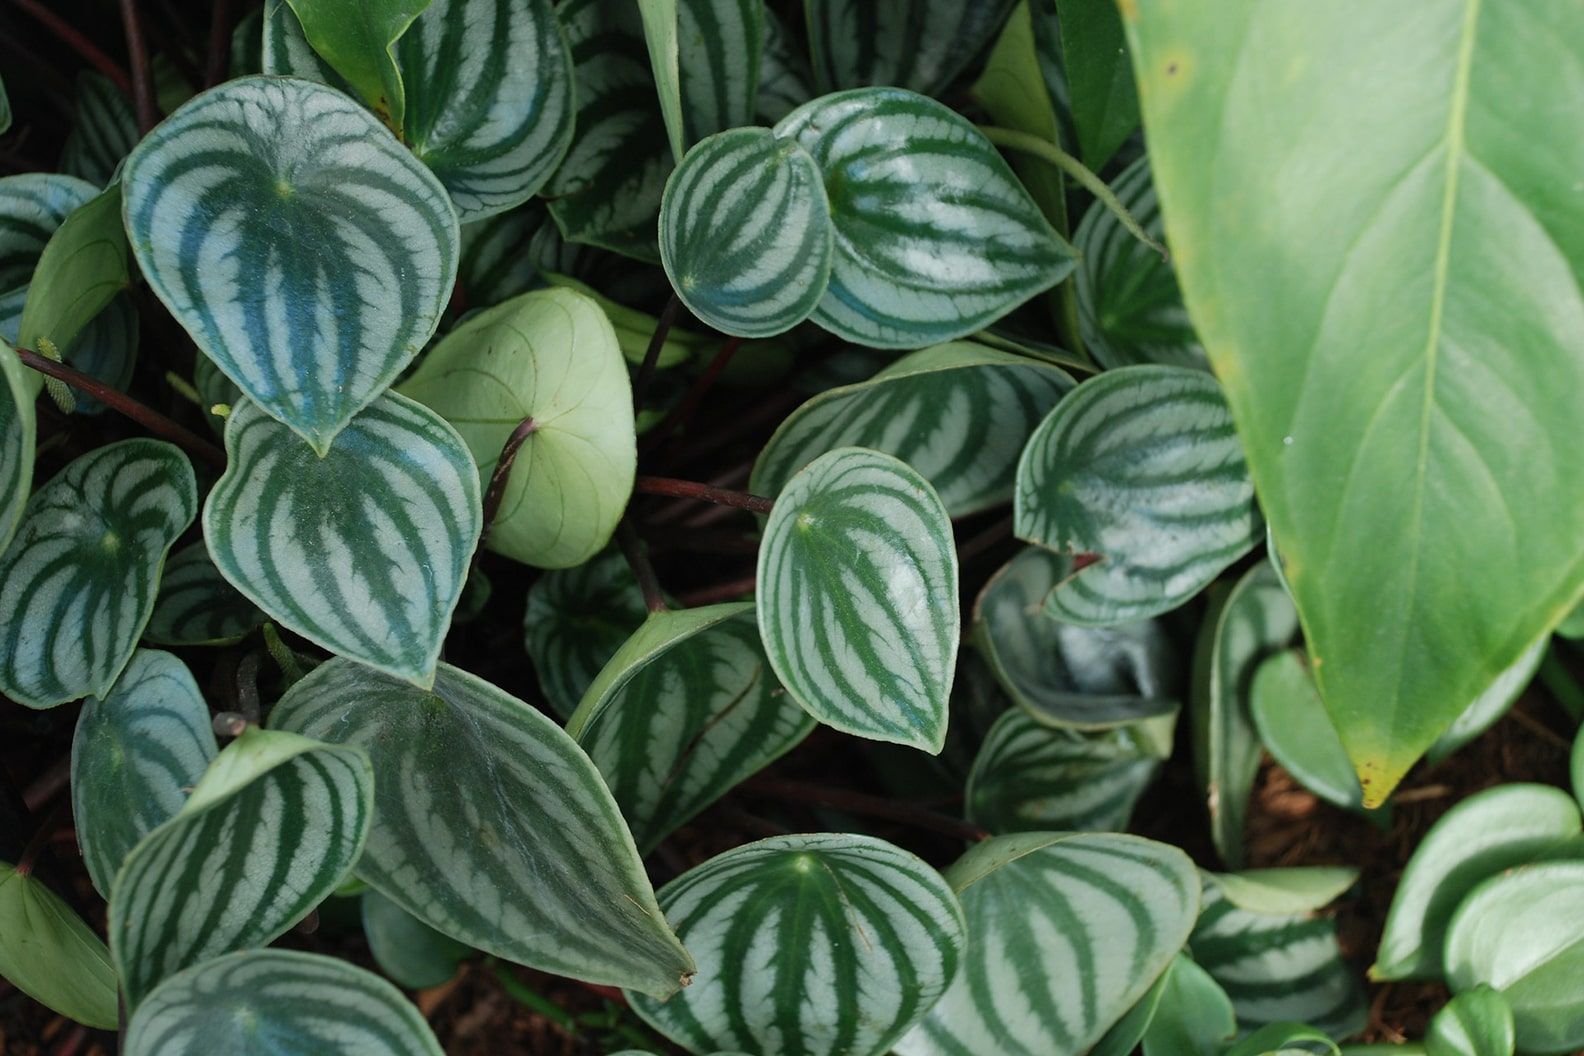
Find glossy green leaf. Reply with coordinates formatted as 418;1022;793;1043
1426;986;1515;1056
362;889;470;990
18;183;129;363
204;394;480;686
1089;959;1176;1056
110;727;374;1009
1251;650;1366;812
524;549;649;718
144;540;267;646
401;287;632;569
775;87;1074;348
639;0;763;160
1373;783;1583;982
1053;0;1139;169
1125;0;1584;802
70;650;217;897
630;834;966;1056
125;948;443;1056
282;0;429;132
757;447;959;753
123;76;459;453
805;0;1019;97
1426;641;1545;764
1208;868;1359;917
0;863;118;1029
60;72;138;187
0;345;35;554
1015;364;1260;624
269;657;694;998
752;342;1073;519
0;439;195;708
1141;954;1236;1056
898;831;1200;1056
756;7;813;123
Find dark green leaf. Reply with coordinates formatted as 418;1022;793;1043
524;549;649;718
805;0;1019;98
1053;0;1139;168
144;541;267;647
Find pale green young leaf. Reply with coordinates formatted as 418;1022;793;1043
0;863;118;1029
1207;868;1360;917
18;184;128;364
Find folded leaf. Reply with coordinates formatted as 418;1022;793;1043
1426;641;1545;764
0;863;118;1029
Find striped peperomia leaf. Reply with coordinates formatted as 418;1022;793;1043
60;72;139;187
1015;365;1261;624
629;833;967;1056
805;0;1019;98
110;727;374;1009
638;0;763;160
775;88;1074;348
0;439;196;709
898;831;1200;1056
756;7;813;123
144;541;267;647
269;657;695;997
659;127;833;338
203;394;481;687
523;549;649;718
124;949;443;1056
0;345;34;553
757;447;959;753
70;650;217;897
566;604;814;853
122;76;459;453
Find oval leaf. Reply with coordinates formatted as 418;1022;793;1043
362;889;470;990
806;0;1018;98
144;540;268;647
1250;650;1367;812
1427;986;1515;1056
1141;954;1236;1056
0;863;118;1029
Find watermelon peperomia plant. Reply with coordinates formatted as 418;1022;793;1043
0;0;1582;1054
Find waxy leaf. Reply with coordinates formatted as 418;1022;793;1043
758;447;959;753
71;650;217;897
1125;0;1584;802
1053;0;1139;170
775;87;1074;348
123;76;459;453
362;890;470;990
270;658;695;998
630;834;967;1056
282;0;429;132
1426;986;1515;1056
0;439;196;709
145;541;267;646
524;549;649;717
111;728;374;1009
60;72;138;187
1015;365;1260;624
638;0;763;160
805;0;1018;98
1141;954;1236;1056
125;948;443;1056
204;394;481;687
1251;650;1367;812
0;863;118;1029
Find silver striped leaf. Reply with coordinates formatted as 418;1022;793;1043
203;393;481;687
751;342;1073;518
639;0;763;161
629;833;967;1056
457;199;597;309
144;540;268;647
757;447;959;753
0;863;119;1029
523;549;649;718
1092;953;1190;1056
361;889;471;990
566;604;815;853
805;0;1019;98
122;76;460;454
756;7;813;123
268;657;695;998
60;72;138;187
0;345;34;554
70;649;217;897
400;287;633;569
1014;365;1261;625
898;831;1200;1056
0;173;98;291
110;727;374;1009
775;87;1074;349
660;127;833;338
0;439;196;709
125;948;443;1056
972;546;1179;730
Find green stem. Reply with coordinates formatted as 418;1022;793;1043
1539;645;1584;724
490;963;580;1034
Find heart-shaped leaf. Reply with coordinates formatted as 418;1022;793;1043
279;0;429;132
0;439;196;708
111;727;374;1009
1141;954;1236;1056
123;76;459;453
898;831;1199;1056
124;948;443;1056
400;286;633;569
1015;364;1260;624
775;87;1074;348
0;863;118;1029
1426;986;1515;1056
805;0;1018;98
629;833;966;1056
1427;641;1546;765
60;72;138;187
203;393;481;687
144;541;267;647
269;657;695;998
757;446;959;752
638;0;763;161
362;890;470;990
523;549;649;718
70;650;217;897
1251;650;1368;813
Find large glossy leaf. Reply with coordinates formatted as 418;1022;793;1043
125;948;443;1056
144;541;267;646
639;0;763;160
1141;954;1236;1056
1125;0;1584;802
362;889;470;990
1251;650;1367;812
269;657;694;997
0;439;195;708
70;650;217;897
203;394;481;687
281;0;429;132
752;343;1072;518
757;447;959;753
523;549;648;718
400;287;632;569
18;183;129;364
898;831;1200;1056
0;863;118;1029
110;727;373;1009
1053;0;1139;169
123;76;459;453
60;72;138;186
1426;641;1545;764
1426;986;1515;1056
805;0;1018;98
629;833;966;1056
775;87;1074;348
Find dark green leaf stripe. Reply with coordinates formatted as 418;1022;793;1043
524;549;649;718
630;834;967;1056
60;72;138;188
110;728;373;1009
1015;365;1260;625
675;0;762;144
775;88;1074;348
660;127;833;338
70;650;217;897
758;447;959;753
0;440;196;709
144;541;267;646
0;345;35;554
203;394;481;687
269;658;695;998
752;342;1072;518
125;949;442;1056
756;7;813;123
0;174;97;291
122;76;460;453
805;0;1019;98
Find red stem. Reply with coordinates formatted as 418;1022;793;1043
119;0;160;134
616;520;666;614
634;475;773;514
632;294;680;409
10;0;135;95
205;0;235;87
641;336;741;451
480;416;537;546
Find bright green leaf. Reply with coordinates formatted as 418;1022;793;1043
1141;954;1236;1056
1426;986;1515;1056
1426;641;1546;764
805;0;1019;98
283;0;430;133
18;183;128;364
1251;650;1367;812
1207;867;1359;917
362;889;470;990
144;540;267;647
972;2;1069;238
0;863;118;1029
